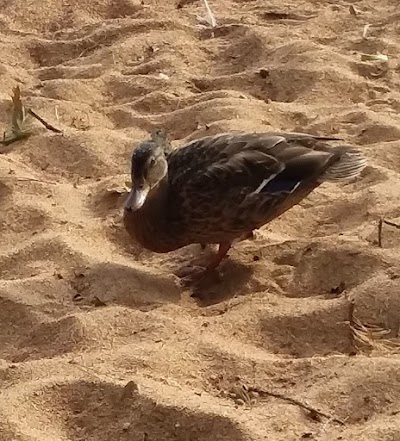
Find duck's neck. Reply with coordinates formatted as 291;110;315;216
123;176;178;252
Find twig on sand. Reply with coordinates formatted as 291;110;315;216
348;299;358;354
377;217;400;248
0;86;62;148
383;219;400;229
1;175;58;185
228;383;344;425
248;386;345;425
78;35;109;58
378;218;383;247
26;108;62;133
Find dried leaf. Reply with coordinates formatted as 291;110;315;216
361;53;389;62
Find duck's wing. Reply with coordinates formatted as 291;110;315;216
167;131;340;186
166;132;365;235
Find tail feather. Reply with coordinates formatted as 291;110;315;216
319;149;367;182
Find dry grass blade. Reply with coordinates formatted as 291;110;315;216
197;0;217;29
202;0;217;27
349;300;400;353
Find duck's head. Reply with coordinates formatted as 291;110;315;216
125;129;170;212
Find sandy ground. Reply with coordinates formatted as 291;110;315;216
1;0;400;440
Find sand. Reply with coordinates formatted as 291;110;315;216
1;0;400;439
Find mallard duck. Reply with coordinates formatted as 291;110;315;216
123;129;367;283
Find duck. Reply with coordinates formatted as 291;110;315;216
123;129;367;283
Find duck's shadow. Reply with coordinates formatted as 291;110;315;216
68;255;253;310
69;261;182;310
187;259;254;307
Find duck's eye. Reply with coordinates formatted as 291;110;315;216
149;158;156;166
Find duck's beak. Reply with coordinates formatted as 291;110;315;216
124;181;149;211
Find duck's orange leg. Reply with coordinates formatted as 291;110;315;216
241;231;255;241
175;242;231;285
206;242;231;271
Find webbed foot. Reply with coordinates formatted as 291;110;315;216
174;264;216;286
174;242;232;286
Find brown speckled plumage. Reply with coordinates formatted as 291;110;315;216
123;129;367;281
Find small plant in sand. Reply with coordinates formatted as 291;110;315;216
0;86;63;184
0;86;62;149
